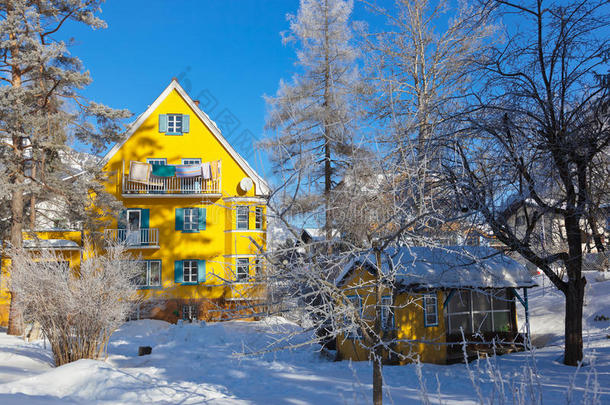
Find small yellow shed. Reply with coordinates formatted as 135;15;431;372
334;246;536;364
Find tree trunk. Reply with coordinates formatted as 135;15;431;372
323;1;332;245
373;355;383;405
7;22;25;335
563;209;585;366
563;276;585;366
7;186;24;336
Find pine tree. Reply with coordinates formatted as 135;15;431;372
263;0;362;240
0;0;130;335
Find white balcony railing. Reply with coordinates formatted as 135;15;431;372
122;174;221;196
104;228;159;248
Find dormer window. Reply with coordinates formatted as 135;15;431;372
159;114;190;135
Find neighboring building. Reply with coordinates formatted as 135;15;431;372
0;231;83;326
334;246;535;364
501;198;609;273
0;79;269;325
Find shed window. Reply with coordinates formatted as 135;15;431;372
446;289;513;334
380;296;395;331
423;293;438;327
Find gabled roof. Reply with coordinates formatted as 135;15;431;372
100;79;269;195
336;246;535;289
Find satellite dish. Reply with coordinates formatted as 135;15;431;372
239;177;254;192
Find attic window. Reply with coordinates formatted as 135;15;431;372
159;114;190;135
167;114;182;133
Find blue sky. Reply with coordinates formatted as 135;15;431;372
61;0;379;179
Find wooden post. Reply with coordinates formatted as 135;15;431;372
373;242;383;405
524;287;531;349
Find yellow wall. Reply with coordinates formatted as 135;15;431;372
101;87;267;307
0;230;82;326
336;268;447;364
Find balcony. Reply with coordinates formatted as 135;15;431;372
104;228;160;249
122;175;222;197
121;160;222;198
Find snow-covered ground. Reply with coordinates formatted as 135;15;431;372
0;273;609;404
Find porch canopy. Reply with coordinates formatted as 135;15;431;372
22;239;80;251
335;246;535;289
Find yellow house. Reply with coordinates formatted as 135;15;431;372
99;78;269;322
334;246;535;364
0;79;269;326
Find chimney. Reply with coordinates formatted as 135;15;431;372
172;77;178;82
194;100;200;107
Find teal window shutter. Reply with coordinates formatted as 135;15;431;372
197;260;206;283
159;114;168;132
175;208;184;231
198;208;206;230
118;210;126;229
174;260;183;283
140;209;150;229
182;115;190;133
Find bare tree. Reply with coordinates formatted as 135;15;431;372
9;243;141;366
361;0;495;228
445;0;610;366
263;0;364;241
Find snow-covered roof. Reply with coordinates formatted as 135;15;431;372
336;246;535;289
301;228;341;242
23;239;80;250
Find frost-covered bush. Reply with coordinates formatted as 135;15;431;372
9;244;141;366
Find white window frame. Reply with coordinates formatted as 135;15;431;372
183;260;198;283
182;304;197;321
135;260;161;288
147;158;167;165
423;293;438;327
167;114;183;134
182;158;201;165
254;206;263;230
236;206;249;230
183;208;199;232
445;289;513;334
236;257;250;281
380;296;395;331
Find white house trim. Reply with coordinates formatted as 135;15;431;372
99;79;269;196
223;196;267;203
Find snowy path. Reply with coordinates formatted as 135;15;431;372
0;274;608;404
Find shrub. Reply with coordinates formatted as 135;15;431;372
9;243;141;366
